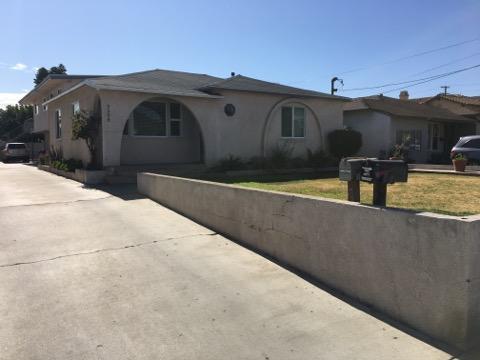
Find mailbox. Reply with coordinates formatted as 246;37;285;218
339;157;408;206
339;157;367;181
360;159;408;184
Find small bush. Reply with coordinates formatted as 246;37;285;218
213;155;246;172
327;128;362;158
50;158;84;172
267;143;293;169
306;148;337;168
248;156;268;170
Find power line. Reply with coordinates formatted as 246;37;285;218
409;52;480;76
340;63;480;92
337;37;479;75
381;64;480;94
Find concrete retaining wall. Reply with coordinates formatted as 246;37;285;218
138;173;480;351
38;165;106;185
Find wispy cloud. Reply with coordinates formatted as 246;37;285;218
10;63;28;71
0;92;28;109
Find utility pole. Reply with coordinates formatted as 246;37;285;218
331;77;344;95
441;85;450;95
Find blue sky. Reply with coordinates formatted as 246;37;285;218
1;0;479;107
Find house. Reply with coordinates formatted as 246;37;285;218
416;94;480;128
344;91;478;163
20;69;348;168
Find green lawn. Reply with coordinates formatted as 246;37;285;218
209;172;479;216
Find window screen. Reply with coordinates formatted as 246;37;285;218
133;102;166;136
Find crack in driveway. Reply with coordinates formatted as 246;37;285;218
0;232;217;269
0;195;114;210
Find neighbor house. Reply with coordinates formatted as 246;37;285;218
20;69;348;168
344;92;478;163
416;93;480;129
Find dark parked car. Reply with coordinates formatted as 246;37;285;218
1;143;29;163
451;135;480;164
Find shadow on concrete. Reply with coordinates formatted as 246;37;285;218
87;183;146;201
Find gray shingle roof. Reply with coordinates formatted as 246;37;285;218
201;75;349;100
23;69;351;105
86;69;223;98
345;95;472;121
421;94;480;107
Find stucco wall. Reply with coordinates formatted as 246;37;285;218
32;79;86;133
47;86;98;165
99;89;345;167
138;172;480;351
344;110;391;157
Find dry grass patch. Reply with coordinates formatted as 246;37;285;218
230;173;479;216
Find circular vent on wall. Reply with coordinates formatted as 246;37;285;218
224;104;236;117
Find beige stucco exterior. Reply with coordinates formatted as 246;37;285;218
97;88;345;167
345;109;477;162
24;78;345;168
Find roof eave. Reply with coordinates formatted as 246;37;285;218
201;86;350;101
92;84;223;99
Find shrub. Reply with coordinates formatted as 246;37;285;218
212;155;246;172
267;143;293;169
306;148;337;168
72;110;101;169
327;128;362;158
248;156;268;170
389;143;409;160
50;158;83;172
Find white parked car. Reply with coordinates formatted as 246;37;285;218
1;143;30;163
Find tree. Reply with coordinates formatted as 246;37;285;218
0;105;33;140
71;110;100;169
33;67;49;85
34;64;67;85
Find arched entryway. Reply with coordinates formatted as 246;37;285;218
120;97;204;165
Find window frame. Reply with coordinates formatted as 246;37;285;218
281;105;306;139
168;102;182;137
55;109;62;139
130;101;183;138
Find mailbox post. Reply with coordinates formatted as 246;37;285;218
339;158;365;202
339;158;408;206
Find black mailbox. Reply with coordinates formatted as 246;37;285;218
360;159;408;184
339;157;408;206
339;157;366;181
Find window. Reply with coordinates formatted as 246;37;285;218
34;105;39;115
396;129;422;151
131;101;183;137
464;139;480;149
43;98;48;111
72;101;80;115
55;109;62;139
133;101;167;136
281;106;305;138
169;103;181;136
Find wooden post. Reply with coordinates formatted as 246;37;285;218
373;183;387;206
347;180;360;202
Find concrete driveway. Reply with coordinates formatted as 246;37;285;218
0;163;463;359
